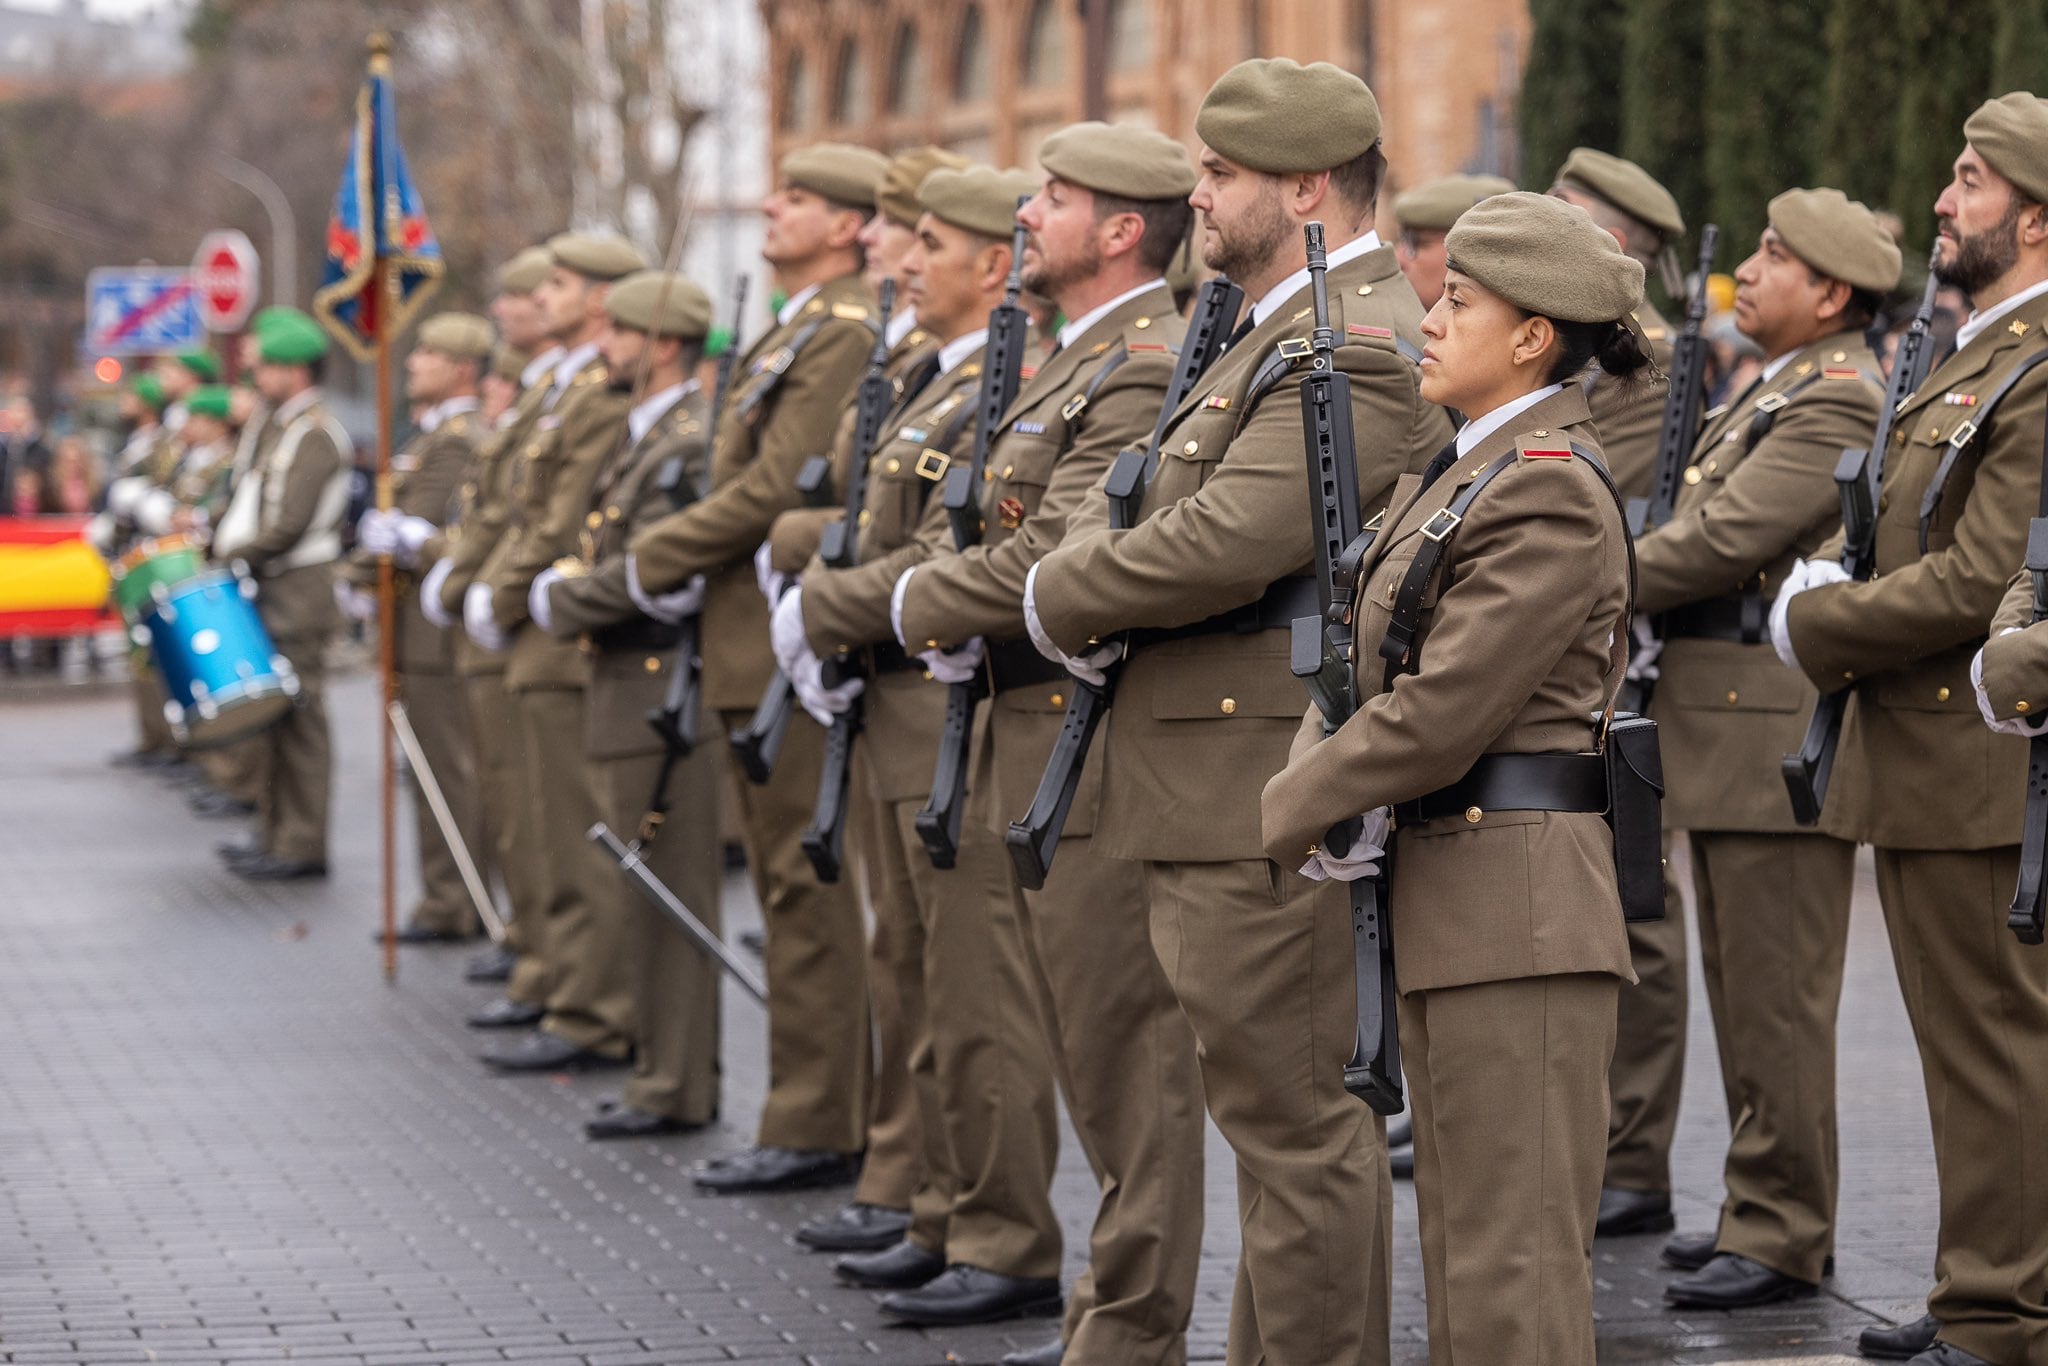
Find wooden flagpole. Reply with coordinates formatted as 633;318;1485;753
369;31;399;984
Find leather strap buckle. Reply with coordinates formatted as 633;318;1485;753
915;449;951;481
1420;508;1463;543
1948;419;1979;451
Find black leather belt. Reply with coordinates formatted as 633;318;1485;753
988;639;1068;693
1394;752;1607;826
588;616;685;652
1661;594;1763;644
867;640;920;676
1129;576;1320;650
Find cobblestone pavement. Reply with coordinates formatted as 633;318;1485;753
1;672;1943;1364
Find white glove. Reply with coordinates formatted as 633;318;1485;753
891;567;917;647
770;586;811;679
356;507;400;556
393;515;437;566
527;566;563;635
1298;807;1391;883
135;488;178;536
419;558;455;629
1769;558;1850;671
1624;611;1662;685
921;636;984;684
1973;629;2048;737
1023;561;1119;686
333;578;377;622
625;553;706;623
84;512;115;554
105;476;147;519
754;540;790;603
790;649;864;726
462;580;507;652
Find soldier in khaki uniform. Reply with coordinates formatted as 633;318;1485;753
471;231;643;1073
102;375;180;771
778;165;1067;1326
345;312;496;942
1644;192;1896;1309
529;271;721;1137
626;144;886;1193
211;310;352;881
1026;61;1451;1365
1780;93;2048;1366
1264;191;1647;1365
890;123;1208;1366
1391;172;1514;309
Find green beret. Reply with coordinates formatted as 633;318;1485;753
497;245;553;294
1965;92;2048;208
416;311;496;361
547;231;645;282
781;142;890;210
1767;188;1903;295
1038;121;1197;200
249;306;296;337
605;270;713;339
878;146;972;227
918;165;1038;240
1446;191;1646;323
129;373;165;411
1195;59;1381;175
1554;147;1685;240
256;308;329;365
489;343;529;381
1393;174;1517;232
175;349;220;382
185;384;232;421
704;325;735;360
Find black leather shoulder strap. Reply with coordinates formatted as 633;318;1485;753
1917;347;2048;553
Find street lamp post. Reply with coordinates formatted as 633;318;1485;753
206;150;298;310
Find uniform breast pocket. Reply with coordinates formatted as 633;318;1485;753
989;433;1061;526
1151;409;1237;502
865;437;943;546
1354;541;1440;687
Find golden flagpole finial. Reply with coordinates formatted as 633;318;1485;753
368;29;393;75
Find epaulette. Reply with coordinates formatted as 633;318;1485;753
573;367;606;388
444;413;473;435
1515;430;1575;460
550;555;589;579
830;300;870;322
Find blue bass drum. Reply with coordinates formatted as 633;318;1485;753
143;569;299;747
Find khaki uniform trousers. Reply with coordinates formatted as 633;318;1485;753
717;707;869;1154
400;667;486;935
604;739;722;1126
1403;972;1619;1366
1605;841;1689;1193
1145;858;1391;1366
261;634;330;865
878;778;1061;1276
199;732;266;807
131;659;177;755
467;672;549;1004
1693;830;1855;1281
518;684;633;1057
1016;822;1203;1365
1874;845;2048;1364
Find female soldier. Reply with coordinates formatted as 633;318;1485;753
1263;190;1649;1364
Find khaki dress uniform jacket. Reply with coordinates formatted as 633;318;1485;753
625;271;877;1155
1786;291;2048;1364
1265;384;1631;1366
893;281;1208;1365
1031;242;1448;1366
1586;299;1674;501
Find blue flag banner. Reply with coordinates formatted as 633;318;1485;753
311;45;443;361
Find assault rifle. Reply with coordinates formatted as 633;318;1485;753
2009;418;2048;945
1781;250;1942;826
1003;275;1244;889
700;276;748;462
912;200;1032;868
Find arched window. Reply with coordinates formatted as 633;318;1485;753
954;4;989;102
780;50;814;131
831;35;868;124
888;21;926;116
1022;0;1064;89
1107;0;1150;72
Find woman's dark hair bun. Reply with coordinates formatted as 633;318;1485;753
1545;316;1652;387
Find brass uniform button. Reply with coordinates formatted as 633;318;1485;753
605;505;620;521
1183;440;1200;456
1050;692;1064;707
858;509;871;526
1134;315;1152;329
1003;464;1014;479
1937;686;1951;702
885;458;901;473
1219;697;1238;715
1726;690;1739;705
1356;284;1373;295
925;638;938;649
1464;806;1483;824
585;511;603;528
1683;466;1703;485
644;657;661;673
1832;350;1847;362
1704;458;1719;475
2019;700;2032;713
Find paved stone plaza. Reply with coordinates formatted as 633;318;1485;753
0;670;1945;1364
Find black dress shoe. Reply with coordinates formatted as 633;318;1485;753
1389;1141;1413;1180
1385;1115;1412;1148
111;747;180;769
465;943;516;983
228;854;327;882
479;1029;628;1072
878;1263;1063;1327
1002;1337;1064;1366
189;788;257;819
1859;1313;1939;1360
216;839;266;863
371;924;471;945
467;997;543;1029
1662;1230;1718;1271
1665;1252;1817;1309
692;1145;857;1194
1596;1187;1675;1237
833;1239;947;1289
1905;1343;1994;1365
795;1201;911;1252
584;1102;706;1140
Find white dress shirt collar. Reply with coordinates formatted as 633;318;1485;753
418;395;479;435
1955;275;2048;353
1057;279;1170;352
549;341;601;405
1454;382;1567;459
777;283;823;327
1760;349;1798;386
627;379;700;447
885;307;919;349
521;345;563;391
1250;230;1383;327
938;328;989;377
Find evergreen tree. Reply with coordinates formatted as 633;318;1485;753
1704;0;1830;264
1816;0;1907;209
1888;0;1995;251
1990;2;2048;112
1619;0;1708;255
1518;0;1627;191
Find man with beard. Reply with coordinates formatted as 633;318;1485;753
1778;93;2048;1366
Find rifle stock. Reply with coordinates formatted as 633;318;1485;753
2007;430;2048;944
730;452;837;784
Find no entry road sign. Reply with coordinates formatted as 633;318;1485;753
192;229;259;333
85;267;204;356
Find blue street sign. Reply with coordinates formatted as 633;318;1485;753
85;267;205;356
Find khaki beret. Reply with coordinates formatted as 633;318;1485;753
1393;174;1518;232
1195;59;1381;175
1446;191;1646;323
497;245;553;294
1554;147;1685;240
1767;188;1903;295
415;311;495;361
878;146;972;227
918;165;1038;240
489;343;529;381
547;231;645;282
781;142;890;210
256;308;329;365
604;270;714;340
1965;92;2048;208
1039;121;1198;200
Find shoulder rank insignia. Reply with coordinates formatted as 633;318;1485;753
1277;337;1313;359
2012;319;2030;337
831;301;869;321
1794;361;1815;376
551;555;589;579
961;363;983;379
1517;431;1571;459
1012;420;1047;436
802;298;825;315
1128;341;1170;353
1089;340;1113;356
997;497;1025;529
1347;324;1395;341
1825;366;1865;380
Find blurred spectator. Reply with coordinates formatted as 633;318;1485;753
10;466;41;517
0;394;51;497
44;434;101;514
1704;310;1764;406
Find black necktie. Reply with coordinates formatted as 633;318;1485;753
1222;313;1258;354
1419;439;1461;492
